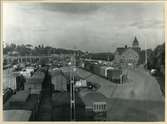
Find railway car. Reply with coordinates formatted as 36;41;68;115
84;62;91;71
83;62;123;84
3;88;14;104
84;62;94;72
92;64;101;75
51;92;85;121
50;70;67;92
107;69;122;83
25;71;45;94
99;66;114;78
3;90;40;121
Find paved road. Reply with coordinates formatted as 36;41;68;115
61;66;164;121
126;67;163;101
61;66;163;101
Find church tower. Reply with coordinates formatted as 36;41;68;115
132;36;139;48
132;36;141;53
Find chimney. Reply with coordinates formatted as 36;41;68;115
125;45;127;48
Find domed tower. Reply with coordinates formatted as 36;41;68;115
132;36;139;48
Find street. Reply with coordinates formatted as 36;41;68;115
65;67;165;121
73;67;163;101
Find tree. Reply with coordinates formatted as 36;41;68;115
3;43;17;54
146;43;165;73
16;44;32;56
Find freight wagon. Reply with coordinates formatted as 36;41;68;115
107;69;122;83
99;66;114;77
3;69;46;121
3;88;14;104
92;64;101;75
84;62;94;72
51;92;86;121
50;70;67;92
25;71;45;94
3;90;41;121
84;62;122;83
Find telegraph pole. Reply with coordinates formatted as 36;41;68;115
70;49;76;121
145;39;147;69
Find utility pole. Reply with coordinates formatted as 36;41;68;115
70;49;76;121
145;39;147;69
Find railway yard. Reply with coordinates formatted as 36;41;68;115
62;66;164;121
3;2;165;122
3;63;165;121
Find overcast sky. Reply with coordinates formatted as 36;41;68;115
3;3;164;52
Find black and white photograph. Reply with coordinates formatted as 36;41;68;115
2;1;165;122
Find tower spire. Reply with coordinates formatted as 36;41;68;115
132;36;139;48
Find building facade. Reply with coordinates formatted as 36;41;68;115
114;37;141;68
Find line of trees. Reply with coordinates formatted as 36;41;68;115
3;43;115;61
3;43;84;56
146;43;165;76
